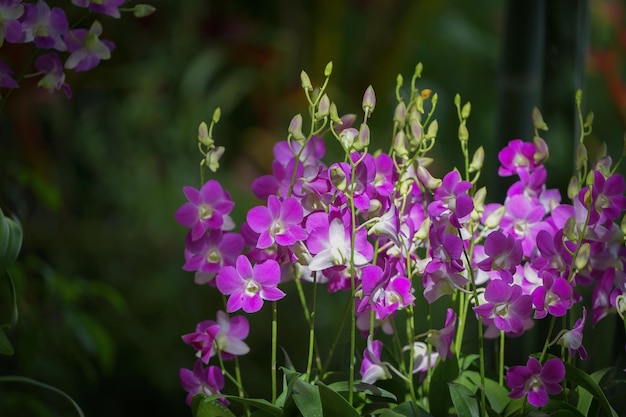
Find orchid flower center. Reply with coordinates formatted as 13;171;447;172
206;248;221;264
198;204;213;220
245;280;261;295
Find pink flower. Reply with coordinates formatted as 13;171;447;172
215;255;285;313
558;308;588;360
246;195;307;249
532;271;573;319
179;361;226;406
64;20;115;72
506;357;565;407
473;280;533;334
20;0;68;50
183;230;244;276
428;170;474;228
477;231;523;283
426;308;456;360
498;139;539;176
360;336;391;384
175;180;235;240
71;0;125;18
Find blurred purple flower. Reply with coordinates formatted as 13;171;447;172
21;0;68;50
35;52;71;98
64;20;115;72
183;229;244;276
0;0;24;47
71;0;125;18
0;58;18;88
179;361;226;406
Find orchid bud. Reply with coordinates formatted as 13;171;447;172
454;93;461;108
595;156;612;177
289;114;305;142
329;102;342;124
621;214;626;237
198;122;213;147
393;101;407;126
533;136;549;164
484;205;506;229
205;146;225;172
300;70;313;91
584;111;594;129
317;94;330;119
532;107;549;131
414;62;423;78
324;61;333;77
416;95;424;114
362;85;376;115
563;217;578;242
471;186;486;220
410;119;422;144
469;146;484;173
335;114;357;133
426;119;439;139
567;175;580;199
458;122;469;141
431;92;438;107
339;128;359;150
133;4;156;17
212;107;221;124
421;88;432;100
416;165;441;190
415;218;431;241
396;73;404;90
575;242;591;271
461;101;471;119
329;165;347;191
597;142;607;159
355;123;370;151
393;131;408;157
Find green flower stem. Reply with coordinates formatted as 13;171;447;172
347;161;358;406
499;330;505;386
539;315;556;363
454;289;468;360
0;376;84;417
305;273;319;382
320;293;351;376
476;316;486;417
405;305;418;407
271;300;278;403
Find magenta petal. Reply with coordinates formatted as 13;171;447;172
485;280;513;304
235;255;254;278
226;292;244;312
261;287;286;301
242;294;263;313
247;206;273;233
528;389;549;407
253;259;280;285
216;266;242;295
541;358;565;383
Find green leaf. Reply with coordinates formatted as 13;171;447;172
429;355;459;417
0;326;14;355
192;395;236;417
316;381;359;417
391;401;434;417
448;382;480;417
541;400;586;417
463;371;510;413
564;361;619;417
0;209;22;276
199;394;282;417
292;378;322;417
325;381;397;400
577;367;614;417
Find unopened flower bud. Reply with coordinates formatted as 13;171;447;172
484;205;506;229
335;114;357;134
317;94;330;119
575;242;591;271
396;73;404;89
420;88;432;100
133;4;156;17
329;165;347;191
416;165;441;190
469;146;484;173
431;92;438;107
362;85;376;115
198;122;213;147
416;95;424;114
393;101;407;126
339;128;359;150
289;114;305;142
567;176;580;199
355;123;370;150
532;107;549;131
595;156;612;177
563;217;578;242
415;218;431;241
461;101;471;119
584;111;594;129
410;119;422;144
575;143;587;171
454;93;461;108
471;186;486;220
212;107;221;124
329;102;342;124
458;122;469;141
300;70;313;91
621;214;626;237
324;61;333;77
206;146;225;172
414;62;423;78
426;119;439;139
393;131;408;157
533;136;549;164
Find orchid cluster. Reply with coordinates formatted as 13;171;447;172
0;0;154;100
177;63;626;417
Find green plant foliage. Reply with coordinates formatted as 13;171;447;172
564;361;619;417
448;382;480;417
428;355;459;417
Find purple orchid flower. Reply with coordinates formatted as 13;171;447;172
64;20;115;72
0;0;24;47
183;229;244;276
181;321;220;363
360;336;391;384
175;180;235;240
426;308;456;360
473;280;533;334
246;195;307;249
506;357;565;407
179;361;226;406
532;271;573;319
71;0;125;18
35;52;71;98
558;308;588;360
498;139;539;176
215;255;285;313
477;231;523;283
428;169;474;228
0;58;18;88
20;0;68;50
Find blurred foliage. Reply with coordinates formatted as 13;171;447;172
0;0;625;416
